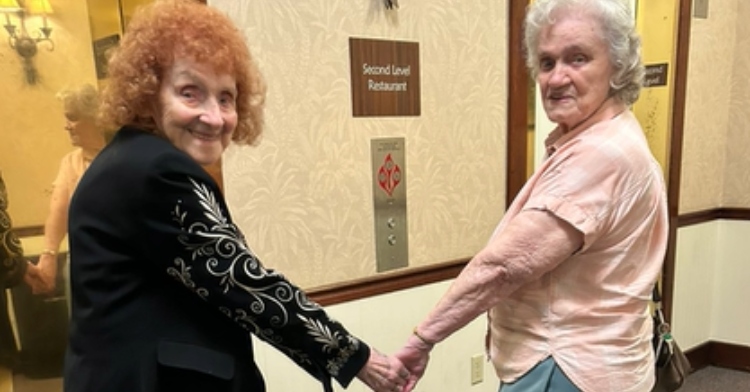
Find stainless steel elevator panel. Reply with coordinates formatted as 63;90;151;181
371;138;408;272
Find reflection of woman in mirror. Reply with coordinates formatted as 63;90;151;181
1;172;47;369
36;84;107;295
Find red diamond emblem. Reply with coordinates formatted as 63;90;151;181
377;153;401;197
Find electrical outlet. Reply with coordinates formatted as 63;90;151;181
470;354;484;385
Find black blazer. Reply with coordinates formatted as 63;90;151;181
64;128;369;392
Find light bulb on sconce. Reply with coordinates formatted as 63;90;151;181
0;0;55;85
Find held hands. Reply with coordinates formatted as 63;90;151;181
357;349;412;392
24;253;58;295
35;252;58;294
23;261;55;294
392;330;434;391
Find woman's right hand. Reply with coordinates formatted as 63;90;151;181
23;261;55;294
31;254;57;294
356;348;412;392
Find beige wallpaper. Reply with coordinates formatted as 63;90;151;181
681;0;750;212
680;0;737;213
213;0;508;288
725;1;750;208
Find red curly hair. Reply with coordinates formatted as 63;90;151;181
100;0;265;145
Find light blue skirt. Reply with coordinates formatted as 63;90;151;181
499;357;581;392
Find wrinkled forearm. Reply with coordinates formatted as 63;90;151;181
416;253;510;345
416;210;583;345
43;185;70;253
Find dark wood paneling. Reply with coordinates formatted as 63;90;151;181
506;1;530;208
715;208;750;221
309;258;468;306
685;342;712;372
678;208;750;227
686;341;750;373
661;0;693;323
710;341;750;372
13;225;44;238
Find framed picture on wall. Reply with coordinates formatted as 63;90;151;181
92;34;120;80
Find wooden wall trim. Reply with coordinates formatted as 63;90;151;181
661;0;692;323
506;1;529;208
710;341;750;372
678;208;750;227
13;225;44;238
685;341;712;373
309;258;468;306
686;341;750;373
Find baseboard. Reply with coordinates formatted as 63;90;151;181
685;341;750;373
685;342;711;372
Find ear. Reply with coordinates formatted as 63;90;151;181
141;94;161;122
138;95;163;134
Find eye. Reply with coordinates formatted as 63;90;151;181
539;57;555;72
571;53;588;65
219;91;236;109
179;86;201;103
181;89;194;98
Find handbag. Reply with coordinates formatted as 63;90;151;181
651;285;691;392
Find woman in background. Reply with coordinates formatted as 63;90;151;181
36;84;106;295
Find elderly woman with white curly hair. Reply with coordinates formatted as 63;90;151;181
36;83;107;296
395;1;667;391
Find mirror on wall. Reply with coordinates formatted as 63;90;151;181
0;1;153;391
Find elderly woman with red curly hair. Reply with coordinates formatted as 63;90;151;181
63;1;409;392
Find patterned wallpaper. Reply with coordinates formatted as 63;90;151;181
681;0;750;212
725;0;750;208
212;0;507;288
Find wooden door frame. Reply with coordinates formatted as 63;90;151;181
506;0;692;320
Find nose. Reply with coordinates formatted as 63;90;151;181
199;99;225;129
547;64;570;87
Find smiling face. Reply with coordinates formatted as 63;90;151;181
536;10;616;132
152;58;238;166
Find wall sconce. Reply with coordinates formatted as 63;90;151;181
0;0;54;85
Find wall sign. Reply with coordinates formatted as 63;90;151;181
643;63;669;88
93;34;120;80
349;37;420;117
